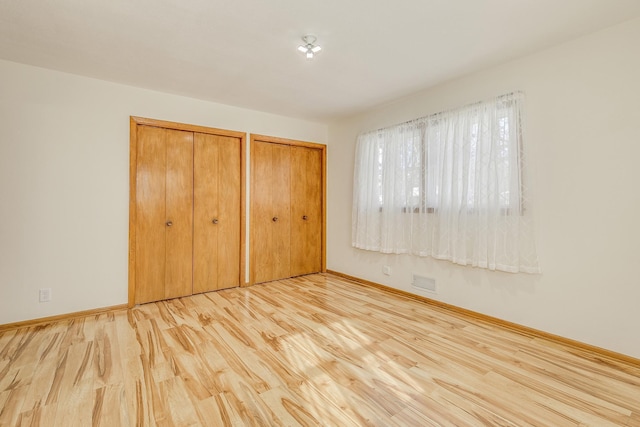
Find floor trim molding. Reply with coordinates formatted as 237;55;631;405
0;304;129;332
326;270;640;368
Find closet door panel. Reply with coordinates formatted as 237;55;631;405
216;135;241;290
271;144;292;280
290;146;322;276
135;126;167;304
251;141;291;284
193;133;241;293
251;141;275;284
193;133;219;294
164;129;194;300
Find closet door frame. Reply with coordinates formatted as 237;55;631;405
249;134;327;285
129;116;246;307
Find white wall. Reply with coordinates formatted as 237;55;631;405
327;17;640;359
0;59;327;324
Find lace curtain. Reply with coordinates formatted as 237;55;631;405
352;92;540;273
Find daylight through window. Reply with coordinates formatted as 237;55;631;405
352;92;540;273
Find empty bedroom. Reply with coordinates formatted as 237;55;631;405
1;0;639;425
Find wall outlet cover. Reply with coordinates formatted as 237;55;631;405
39;288;52;303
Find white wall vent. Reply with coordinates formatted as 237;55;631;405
412;274;436;293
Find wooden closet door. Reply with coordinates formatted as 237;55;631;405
215;135;242;289
135;126;166;304
135;126;193;304
164;129;194;299
251;141;291;284
193;133;241;293
290;146;323;276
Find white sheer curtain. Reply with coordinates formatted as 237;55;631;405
352;92;540;273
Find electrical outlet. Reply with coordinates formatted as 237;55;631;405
39;288;51;303
383;265;392;276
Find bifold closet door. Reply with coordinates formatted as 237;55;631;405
135;126;193;304
193;133;241;293
251;141;291;284
290;146;322;277
251;136;325;285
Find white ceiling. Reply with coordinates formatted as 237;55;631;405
2;1;640;122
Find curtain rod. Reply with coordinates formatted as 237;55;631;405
363;91;522;136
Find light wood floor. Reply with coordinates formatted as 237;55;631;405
1;274;639;426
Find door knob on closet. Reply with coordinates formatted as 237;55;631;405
302;215;308;220
166;221;173;227
212;218;219;224
272;217;278;222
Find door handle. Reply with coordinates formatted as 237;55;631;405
212;218;219;224
302;215;308;220
166;221;173;227
272;217;278;222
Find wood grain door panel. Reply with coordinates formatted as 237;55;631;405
135;126;167;304
251;141;291;284
163;129;194;300
193;133;220;294
290;146;322;276
193;133;241;293
216;135;241;290
271;144;292;281
251;141;275;284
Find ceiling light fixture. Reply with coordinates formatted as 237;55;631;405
297;35;322;59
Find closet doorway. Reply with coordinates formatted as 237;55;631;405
250;134;326;284
129;117;245;305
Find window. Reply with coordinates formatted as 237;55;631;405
352;93;539;273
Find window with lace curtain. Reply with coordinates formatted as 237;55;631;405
352;92;540;273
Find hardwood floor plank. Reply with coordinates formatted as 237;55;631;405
16;400;57;427
193;395;229;426
1;273;638;426
52;336;96;426
158;377;201;427
259;386;319;426
390;406;449;427
482;370;624;427
0;386;28;426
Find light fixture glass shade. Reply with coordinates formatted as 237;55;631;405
298;35;321;59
